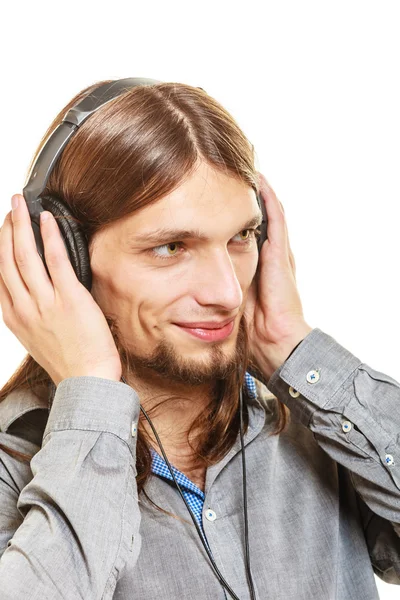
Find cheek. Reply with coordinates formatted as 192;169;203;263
235;252;259;288
90;275;118;311
91;270;139;319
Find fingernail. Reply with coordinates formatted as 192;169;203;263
11;195;19;211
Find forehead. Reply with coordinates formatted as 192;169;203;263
128;164;258;232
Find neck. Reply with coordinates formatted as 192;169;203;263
125;368;215;467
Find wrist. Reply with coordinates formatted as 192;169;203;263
261;324;313;381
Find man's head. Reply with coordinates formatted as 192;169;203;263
89;160;262;388
2;80;276;496
27;80;261;399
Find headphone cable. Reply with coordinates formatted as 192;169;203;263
121;375;257;600
239;386;257;599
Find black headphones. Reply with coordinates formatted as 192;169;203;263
22;77;267;600
22;77;268;292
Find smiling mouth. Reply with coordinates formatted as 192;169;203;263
173;319;235;342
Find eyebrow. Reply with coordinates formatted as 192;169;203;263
129;212;263;246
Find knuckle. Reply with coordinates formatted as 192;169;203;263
10;211;21;225
45;251;68;269
12;300;35;325
2;309;14;328
13;307;30;328
36;294;55;316
14;248;29;268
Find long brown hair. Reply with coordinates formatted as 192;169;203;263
0;79;289;520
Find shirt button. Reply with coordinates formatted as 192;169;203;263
385;454;395;466
289;386;300;398
131;422;137;437
342;420;352;432
205;509;217;521
306;369;320;384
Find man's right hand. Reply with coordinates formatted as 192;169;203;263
0;194;122;386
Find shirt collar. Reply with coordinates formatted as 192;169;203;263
147;372;277;496
149;371;274;468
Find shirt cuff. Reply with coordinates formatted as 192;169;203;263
266;328;363;427
43;376;141;445
285;338;305;361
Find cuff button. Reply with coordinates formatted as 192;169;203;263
289;386;300;398
306;369;320;384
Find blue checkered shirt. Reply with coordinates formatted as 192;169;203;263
150;371;257;550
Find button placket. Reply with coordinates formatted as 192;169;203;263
385;454;395;466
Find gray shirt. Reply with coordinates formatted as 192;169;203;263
0;327;399;599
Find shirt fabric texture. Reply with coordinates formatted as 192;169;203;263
0;327;399;599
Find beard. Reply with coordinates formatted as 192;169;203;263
120;315;248;387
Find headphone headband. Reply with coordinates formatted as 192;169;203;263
23;78;162;219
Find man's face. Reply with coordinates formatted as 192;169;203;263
90;162;262;387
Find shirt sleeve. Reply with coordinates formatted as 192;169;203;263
0;376;142;599
266;327;400;585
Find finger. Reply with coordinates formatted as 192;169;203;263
0;271;14;321
10;195;55;301
279;206;297;278
38;208;84;294
288;247;296;280
257;173;296;276
0;210;31;306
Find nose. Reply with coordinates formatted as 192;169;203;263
191;249;243;311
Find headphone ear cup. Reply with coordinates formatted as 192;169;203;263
257;191;268;254
40;195;92;292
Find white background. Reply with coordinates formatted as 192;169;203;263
1;1;399;597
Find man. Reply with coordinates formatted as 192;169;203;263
0;163;399;599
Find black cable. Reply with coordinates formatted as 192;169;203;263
121;376;240;599
0;455;21;495
0;473;20;495
239;387;257;600
121;375;257;600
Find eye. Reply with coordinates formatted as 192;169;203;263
146;242;183;260
232;228;261;243
163;242;180;256
146;227;261;261
236;229;251;241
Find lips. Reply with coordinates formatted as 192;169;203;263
173;319;236;342
173;317;235;330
